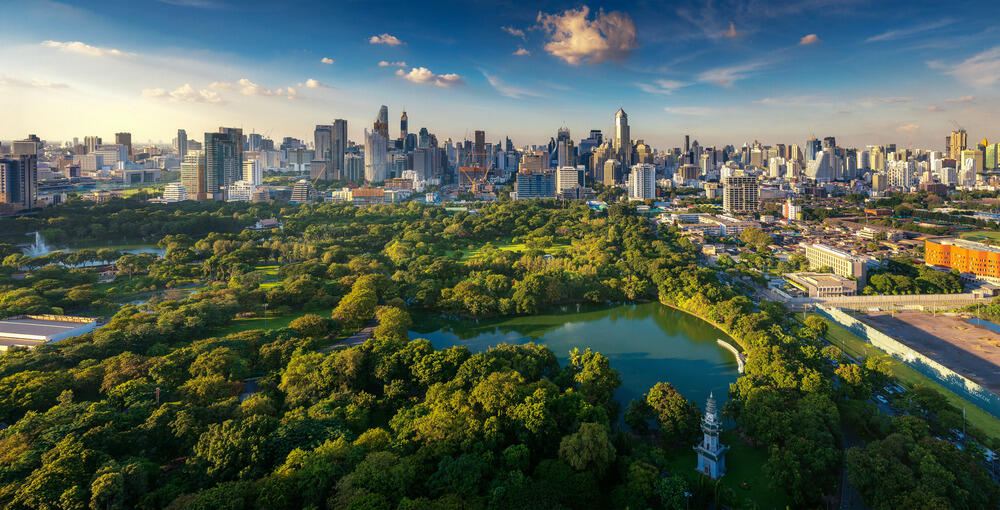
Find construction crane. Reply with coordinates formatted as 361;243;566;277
458;138;493;195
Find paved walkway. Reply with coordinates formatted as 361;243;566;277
320;320;377;352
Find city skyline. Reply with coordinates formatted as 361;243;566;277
1;0;999;148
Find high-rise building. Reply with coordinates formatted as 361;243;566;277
474;130;486;168
374;105;389;138
0;155;37;211
614;108;631;166
948;129;967;160
514;170;555;199
400;110;408;144
290;179;319;203
181;150;207;200
722;172;759;214
115;132;132;159
246;133;263;152
227;180;255;202
177;129;188;159
555;166;584;196
627;163;656;200
314;125;333;162
84;136;102;154
603;159;622;186
805;137;821;162
243;158;262;186
822;136;836;150
364;129;388;182
205;128;242;200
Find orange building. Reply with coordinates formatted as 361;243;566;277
925;238;1000;279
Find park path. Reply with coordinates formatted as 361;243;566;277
320;319;377;352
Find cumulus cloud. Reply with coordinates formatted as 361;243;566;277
947;95;974;103
378;60;408;67
395;67;464;87
41;40;135;57
321;57;334;64
926;105;944;111
237;78;276;96
0;76;70;89
896;124;919;132
513;47;530;56
536;6;638;65
637;79;688;95
482;71;540;99
501;26;526;39
369;33;404;46
664;106;715;116
799;34;820;45
142;84;223;104
929;47;1000;87
301;78;331;89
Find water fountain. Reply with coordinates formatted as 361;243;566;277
23;232;52;257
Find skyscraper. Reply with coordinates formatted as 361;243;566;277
115;132;133;159
314;124;333;161
628;163;656;200
177;129;188;158
0;154;37;211
949;129;967;160
12;135;42;158
400;110;408;144
374;105;389;138
805;137;821;162
722;171;759;214
614;108;631;166
181;150;207;200
474;130;486;167
205;128;242;200
84;136;102;154
365;128;388;183
331;119;347;178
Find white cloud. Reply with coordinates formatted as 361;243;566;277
501;26;526;39
946;95;974;103
697;59;774;86
866;19;954;43
395;67;464;87
302;78;330;89
41;40;135;57
321;57;334;64
378;60;408;67
637;79;688;95
929;46;1000;87
0;76;70;89
858;96;911;106
237;78;275;96
513;47;530;56
926;105;944;111
482;71;541;99
208;81;233;91
369;33;404;46
536;6;638;65
799;34;820;45
664;106;715;116
896;124;919;132
142;83;223;104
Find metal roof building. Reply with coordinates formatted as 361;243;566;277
0;315;99;351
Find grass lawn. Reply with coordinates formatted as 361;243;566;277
446;239;570;261
808;313;1000;440
663;431;789;509
254;265;283;289
213;307;334;336
960;231;1000;243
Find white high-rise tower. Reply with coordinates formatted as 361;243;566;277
614;107;631;166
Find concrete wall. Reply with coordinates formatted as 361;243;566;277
816;306;1000;419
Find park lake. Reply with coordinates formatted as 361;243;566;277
410;302;741;411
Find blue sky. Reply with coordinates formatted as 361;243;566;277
1;0;998;149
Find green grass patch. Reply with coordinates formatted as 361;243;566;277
808;313;1000;441
254;265;281;277
214;307;334;336
447;238;570;261
663;431;789;510
960;231;1000;243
